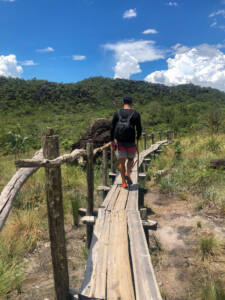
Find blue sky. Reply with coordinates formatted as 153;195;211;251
1;0;225;91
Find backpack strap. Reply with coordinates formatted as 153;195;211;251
127;110;135;122
117;109;135;122
117;109;122;121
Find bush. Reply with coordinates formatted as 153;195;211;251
200;279;225;300
200;235;217;260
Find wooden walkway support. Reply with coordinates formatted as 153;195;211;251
0;126;169;300
79;141;166;300
43;129;70;300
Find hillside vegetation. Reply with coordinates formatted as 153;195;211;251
1;76;225;154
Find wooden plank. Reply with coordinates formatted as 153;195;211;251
106;185;120;212
79;208;109;300
114;187;128;211
128;211;162;300
126;186;139;211
81;216;96;225
107;211;135;300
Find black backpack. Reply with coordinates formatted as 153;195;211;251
114;109;135;142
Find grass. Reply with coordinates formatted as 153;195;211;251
149;133;225;212
200;235;218;260
199;279;225;300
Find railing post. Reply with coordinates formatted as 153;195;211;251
159;131;162;141
143;132;146;150
86;142;94;249
151;133;155;145
43;128;70;300
110;145;115;173
166;130;169;140
102;148;108;186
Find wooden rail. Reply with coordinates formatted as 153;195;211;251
0;127;170;299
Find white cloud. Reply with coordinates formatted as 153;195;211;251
123;9;137;19
145;44;225;92
0;54;23;77
167;2;178;7
1;0;15;2
72;55;86;61
21;60;37;66
209;9;225;18
36;47;54;53
142;29;158;34
104;40;165;79
210;21;217;27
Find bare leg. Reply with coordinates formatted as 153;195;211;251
119;158;126;184
127;158;134;175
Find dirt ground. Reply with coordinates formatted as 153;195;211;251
9;221;86;300
145;183;225;300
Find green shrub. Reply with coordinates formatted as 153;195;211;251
200;235;217;260
200;279;225;300
205;136;222;153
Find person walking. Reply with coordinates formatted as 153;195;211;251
110;96;142;188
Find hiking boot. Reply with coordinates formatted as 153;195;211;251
125;173;133;185
122;182;128;189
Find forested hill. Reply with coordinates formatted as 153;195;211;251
0;76;225;151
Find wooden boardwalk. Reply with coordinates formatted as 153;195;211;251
79;141;166;300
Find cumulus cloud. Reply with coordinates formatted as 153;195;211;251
210;21;217;27
142;29;158;34
167;2;178;7
21;60;37;66
0;54;23;77
145;44;225;91
104;40;165;79
72;55;86;61
209;9;225;18
36;47;54;53
123;9;137;19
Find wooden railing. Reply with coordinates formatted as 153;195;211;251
0;127;172;299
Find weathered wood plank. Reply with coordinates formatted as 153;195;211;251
114;187;128;211
15;148;86;168
126;185;139;211
106;185;121;212
0;149;43;231
128;211;162;300
79;209;110;300
107;211;135;300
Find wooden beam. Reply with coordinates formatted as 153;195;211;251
78;208;98;217
43;129;70;300
102;148;108;186
81;216;96;225
128;211;162;300
15;148;86;168
79;209;110;300
142;219;158;230
107;211;135;300
0;149;43;231
86;142;94;249
93;141;111;156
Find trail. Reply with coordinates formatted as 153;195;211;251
145;184;225;300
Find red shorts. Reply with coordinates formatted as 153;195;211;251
116;145;136;159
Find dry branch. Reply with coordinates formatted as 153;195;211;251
93;142;111;156
0;149;43;231
15;148;86;168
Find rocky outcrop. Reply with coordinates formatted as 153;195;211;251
71;118;111;151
